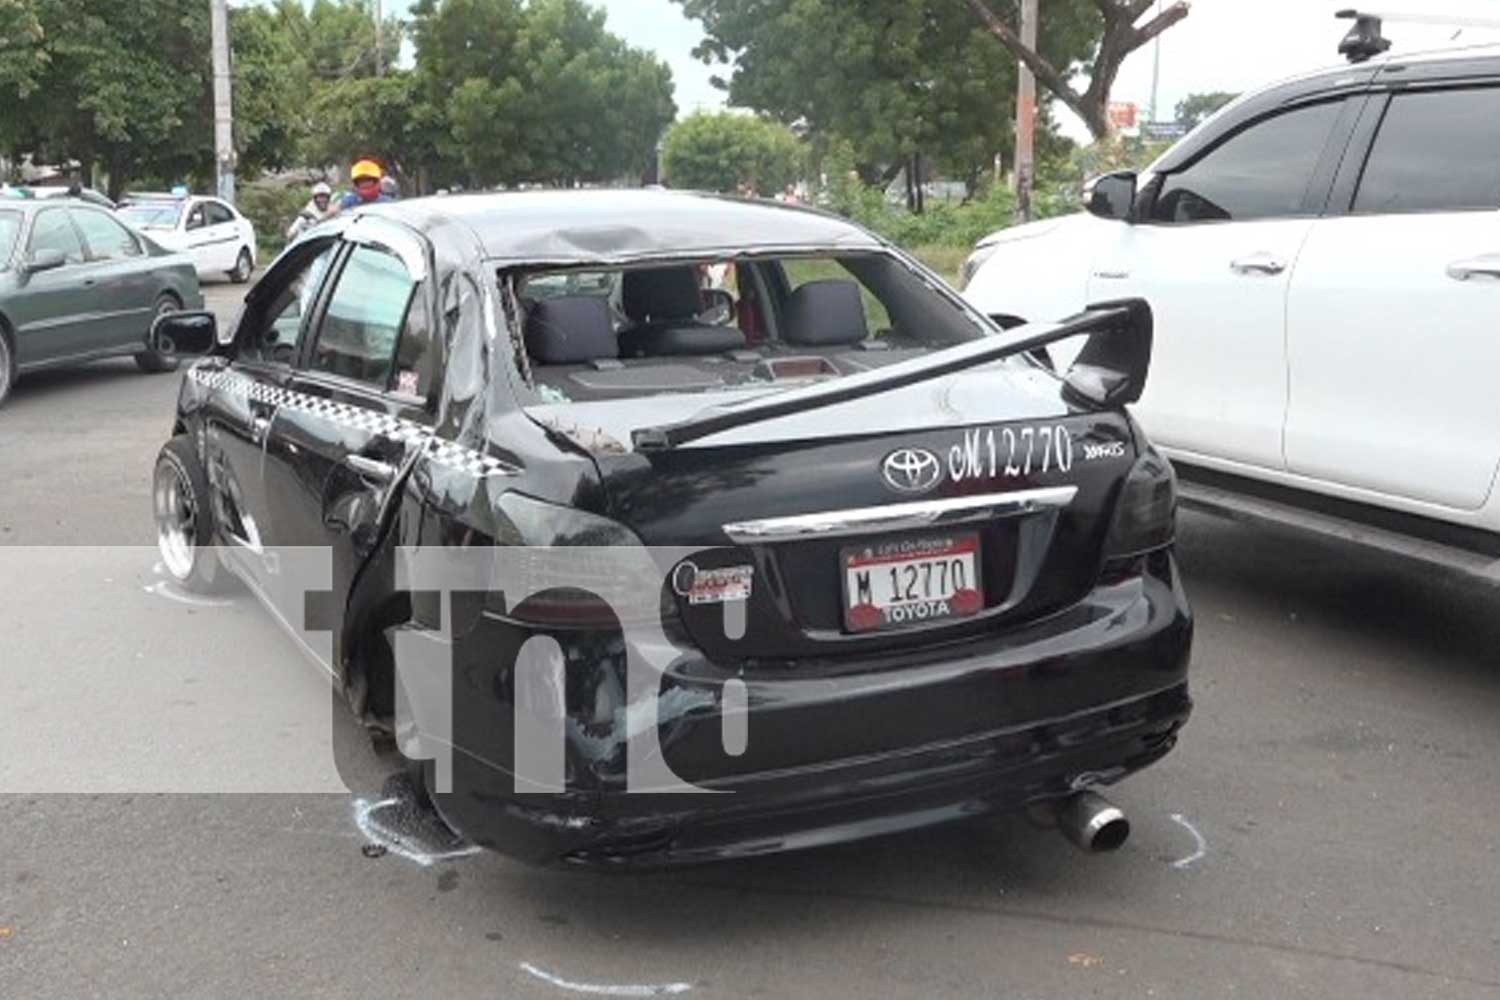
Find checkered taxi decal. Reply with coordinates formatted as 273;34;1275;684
189;367;517;479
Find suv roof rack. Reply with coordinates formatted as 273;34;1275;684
1337;8;1500;63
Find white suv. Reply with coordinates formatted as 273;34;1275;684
962;45;1500;574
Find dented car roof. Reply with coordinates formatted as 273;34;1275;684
364;188;887;264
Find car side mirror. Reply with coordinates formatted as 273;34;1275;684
152;310;225;357
22;247;67;275
1084;171;1138;222
185;214;204;231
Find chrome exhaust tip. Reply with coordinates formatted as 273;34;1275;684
1056;791;1130;853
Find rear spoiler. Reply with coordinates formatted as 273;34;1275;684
632;298;1153;451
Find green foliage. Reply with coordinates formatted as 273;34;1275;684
238;178;312;257
661;111;803;193
1175;90;1238;128
673;0;1097;186
411;0;677;187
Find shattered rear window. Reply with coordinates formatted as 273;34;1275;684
508;251;984;405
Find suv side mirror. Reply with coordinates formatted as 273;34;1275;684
1084;171;1138;222
23;247;67;275
152;310;223;357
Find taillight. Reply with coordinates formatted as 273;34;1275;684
1103;450;1176;560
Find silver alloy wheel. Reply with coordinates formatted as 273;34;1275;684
154;459;197;581
231;248;251;283
0;334;10;394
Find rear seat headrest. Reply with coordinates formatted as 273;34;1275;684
524;295;618;364
623;266;704;322
781;280;869;347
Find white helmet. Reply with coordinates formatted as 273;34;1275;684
312;182;332;196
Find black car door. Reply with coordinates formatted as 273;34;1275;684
257;219;441;663
193;237;341;602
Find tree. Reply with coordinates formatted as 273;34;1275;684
411;0;676;188
672;0;1095;204
661;111;803;193
1175;89;1237;128
964;0;1190;140
0;0;215;196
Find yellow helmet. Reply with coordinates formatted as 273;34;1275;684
351;159;384;182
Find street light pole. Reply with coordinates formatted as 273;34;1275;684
1149;0;1163;123
1014;0;1038;222
210;0;236;203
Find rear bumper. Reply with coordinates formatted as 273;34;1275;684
424;554;1192;867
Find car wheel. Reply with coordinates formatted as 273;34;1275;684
135;294;183;373
153;435;233;594
228;247;253;284
0;327;15;409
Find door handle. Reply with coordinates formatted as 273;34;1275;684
345;454;397;485
1446;255;1500;281
1230;253;1286;276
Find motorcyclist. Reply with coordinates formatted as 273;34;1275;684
339;159;393;211
285;181;334;240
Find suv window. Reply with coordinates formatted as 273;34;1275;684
1353;87;1500;215
309;244;419;390
71;209;141;260
1151;100;1343;223
28;208;86;264
205;201;235;226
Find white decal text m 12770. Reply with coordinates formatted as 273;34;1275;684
947;425;1074;483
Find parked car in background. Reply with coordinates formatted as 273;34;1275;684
0;184;118;210
149;191;1190;866
962;43;1500;576
0;198;202;406
118;192;257;284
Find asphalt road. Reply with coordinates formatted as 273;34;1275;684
2;279;1498;997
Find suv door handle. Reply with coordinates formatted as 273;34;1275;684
345;454;397;485
1230;253;1286;276
1446;255;1500;281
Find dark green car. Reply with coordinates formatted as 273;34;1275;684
0;198;203;406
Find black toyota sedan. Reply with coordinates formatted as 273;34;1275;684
150;190;1191;866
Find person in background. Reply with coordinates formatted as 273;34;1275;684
286;181;335;240
338;159;393;211
379;175;400;200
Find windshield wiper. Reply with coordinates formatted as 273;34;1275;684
631;302;1142;451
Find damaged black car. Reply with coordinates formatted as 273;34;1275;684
150;190;1191;866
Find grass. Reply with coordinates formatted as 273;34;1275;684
908;244;970;287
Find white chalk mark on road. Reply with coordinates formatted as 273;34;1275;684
352;797;482;868
519;962;693;996
1169;813;1207;869
142;579;235;608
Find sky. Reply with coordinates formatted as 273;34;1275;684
376;0;1500;133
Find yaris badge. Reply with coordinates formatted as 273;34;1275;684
882;448;942;493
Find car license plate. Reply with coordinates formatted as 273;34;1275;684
841;533;983;633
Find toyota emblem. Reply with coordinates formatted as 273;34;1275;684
881;448;943;494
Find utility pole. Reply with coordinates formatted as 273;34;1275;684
1014;0;1038;222
374;0;384;77
1149;0;1163;122
210;0;236;204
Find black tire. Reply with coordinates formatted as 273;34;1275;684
0;326;15;409
228;247;253;284
153;435;233;594
135;294;183;374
